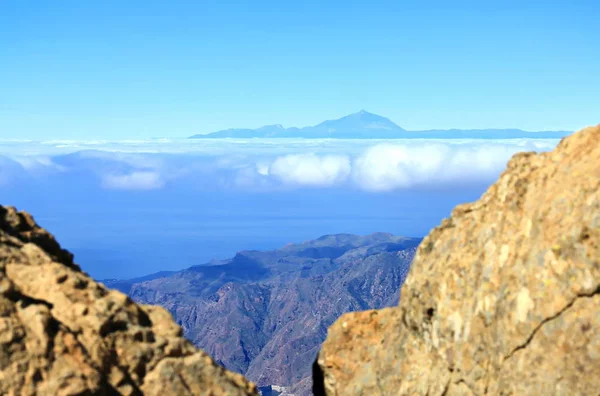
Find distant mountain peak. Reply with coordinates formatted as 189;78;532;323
352;109;375;116
256;124;285;132
342;109;387;119
259;124;284;129
315;110;404;134
189;112;571;139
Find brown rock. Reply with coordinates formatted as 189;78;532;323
316;124;600;395
0;206;258;395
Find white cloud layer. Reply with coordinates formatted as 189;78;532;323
351;143;522;191
0;138;560;192
269;154;351;186
102;171;165;190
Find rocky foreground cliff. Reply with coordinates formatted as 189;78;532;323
0;206;257;395
315;124;600;395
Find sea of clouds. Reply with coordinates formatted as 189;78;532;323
0;138;560;192
0;137;563;278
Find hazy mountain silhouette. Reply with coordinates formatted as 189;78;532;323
190;110;571;139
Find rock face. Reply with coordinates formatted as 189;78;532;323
0;206;258;395
107;234;420;395
316;124;600;395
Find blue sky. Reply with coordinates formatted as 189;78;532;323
1;0;598;139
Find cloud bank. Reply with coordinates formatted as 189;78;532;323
0;139;559;192
351;143;522;191
269;154;352;186
101;171;165;190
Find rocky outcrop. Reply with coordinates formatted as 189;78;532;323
0;206;258;395
315;124;600;395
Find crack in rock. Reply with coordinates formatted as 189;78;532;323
503;286;600;362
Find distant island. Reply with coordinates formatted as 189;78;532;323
189;110;571;139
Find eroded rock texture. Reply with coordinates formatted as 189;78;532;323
0;206;258;395
316;124;600;395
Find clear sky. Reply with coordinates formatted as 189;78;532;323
1;0;598;139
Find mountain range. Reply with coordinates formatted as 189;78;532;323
102;232;422;395
189;110;571;139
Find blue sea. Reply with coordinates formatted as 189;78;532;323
3;186;484;279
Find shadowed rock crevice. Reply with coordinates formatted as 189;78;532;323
311;359;326;396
